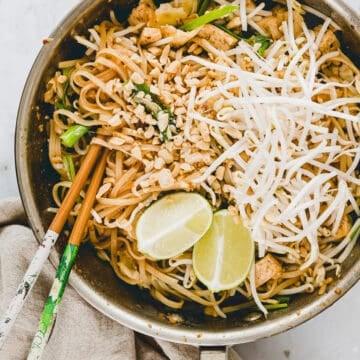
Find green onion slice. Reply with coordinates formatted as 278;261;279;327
60;125;89;148
180;4;239;31
63;154;76;181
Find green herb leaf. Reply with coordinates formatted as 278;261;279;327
180;4;239;31
133;95;162;115
55;80;70;110
133;82;151;94
133;82;167;110
247;34;272;56
55;67;74;110
60;125;89;148
131;82;176;142
63;155;76;181
158;110;174;141
55;100;68;110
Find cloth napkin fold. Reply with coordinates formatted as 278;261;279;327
0;198;241;360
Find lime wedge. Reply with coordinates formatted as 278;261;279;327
136;192;213;260
193;210;254;292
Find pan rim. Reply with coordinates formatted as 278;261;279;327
15;0;360;346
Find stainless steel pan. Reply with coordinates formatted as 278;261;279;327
15;0;360;358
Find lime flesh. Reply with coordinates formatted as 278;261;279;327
136;192;213;260
193;210;254;292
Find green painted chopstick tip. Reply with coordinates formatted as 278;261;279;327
27;243;79;360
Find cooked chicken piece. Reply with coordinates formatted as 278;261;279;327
197;24;238;51
314;25;340;54
160;25;200;48
139;27;162;45
227;16;241;30
258;16;282;40
255;253;282;287
275;6;303;37
128;0;157;27
257;6;304;40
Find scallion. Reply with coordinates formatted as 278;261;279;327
274;295;291;304
214;25;271;57
180;4;239;31
198;0;210;16
60;125;89;148
264;303;289;310
63;154;76;181
55;67;73;110
214;24;243;41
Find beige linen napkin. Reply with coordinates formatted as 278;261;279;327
0;198;241;360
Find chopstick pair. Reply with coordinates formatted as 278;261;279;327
0;144;108;358
27;147;109;359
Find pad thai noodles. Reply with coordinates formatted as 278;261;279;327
44;0;360;318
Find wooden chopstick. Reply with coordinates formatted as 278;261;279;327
27;148;109;360
50;143;103;233
0;143;102;350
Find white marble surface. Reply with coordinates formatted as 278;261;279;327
0;1;359;359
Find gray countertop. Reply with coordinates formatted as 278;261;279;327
0;1;359;359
